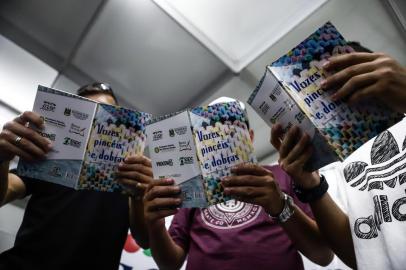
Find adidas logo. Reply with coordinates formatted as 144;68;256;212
344;130;406;191
344;129;406;239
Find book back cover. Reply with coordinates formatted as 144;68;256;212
17;86;96;188
146;111;207;208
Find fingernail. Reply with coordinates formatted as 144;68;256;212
223;188;230;195
222;176;230;182
322;61;330;69
331;94;337;101
118;162;124;167
320;80;327;89
166;178;174;184
174;186;181;192
175;198;182;204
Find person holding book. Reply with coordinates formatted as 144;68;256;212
0;83;151;269
143;98;333;270
271;51;406;270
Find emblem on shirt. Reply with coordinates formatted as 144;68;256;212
201;200;261;229
343;130;406;239
344;131;406;192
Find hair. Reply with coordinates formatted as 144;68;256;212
347;41;373;53
76;82;118;104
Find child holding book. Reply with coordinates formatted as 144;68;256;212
143;99;333;270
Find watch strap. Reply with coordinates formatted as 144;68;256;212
293;174;329;203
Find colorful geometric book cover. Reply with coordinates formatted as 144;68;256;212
146;101;256;208
248;22;403;171
17;85;151;192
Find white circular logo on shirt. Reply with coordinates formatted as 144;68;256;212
201;200;261;229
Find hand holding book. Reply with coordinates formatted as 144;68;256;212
222;163;284;216
143;178;181;229
116;154;153;197
321;52;406;113
0;111;52;163
271;124;321;190
248;22;403;171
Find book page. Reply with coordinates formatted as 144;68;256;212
190;101;257;206
146;111;207;208
77;104;151;192
17;86;96;188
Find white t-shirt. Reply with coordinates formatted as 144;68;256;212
340;117;406;269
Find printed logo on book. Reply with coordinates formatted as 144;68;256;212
259;101;270;115
38;131;56;141
269;83;282;101
40;116;66;129
69;123;86;137
154;144;176;153
64;108;89;120
156;159;173;167
40;101;56;112
158;173;181;179
48;166;62;177
270;107;286;124
294;112;305;124
63;137;81;148
179;140;192;151
152;130;163;141
169;126;188;137
179;156;194;166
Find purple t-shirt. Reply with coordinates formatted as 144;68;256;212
169;165;314;270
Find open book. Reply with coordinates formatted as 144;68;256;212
146;101;256;208
17;85;151;192
248;22;403;171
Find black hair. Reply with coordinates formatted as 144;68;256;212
76;82;118;104
347;41;373;53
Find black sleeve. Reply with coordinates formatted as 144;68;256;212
9;168;33;197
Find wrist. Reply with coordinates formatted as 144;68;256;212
294;173;320;189
267;192;285;216
294;174;329;203
269;193;295;223
147;219;166;232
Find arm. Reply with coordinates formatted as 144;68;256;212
271;125;356;269
128;197;149;248
279;203;334;266
0;162;27;206
310;192;356;268
222;164;334;266
0;111;51;206
143;179;186;270
116;155;153;249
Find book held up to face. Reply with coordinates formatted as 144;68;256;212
248;22;403;171
17;85;151;192
146;101;257;208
